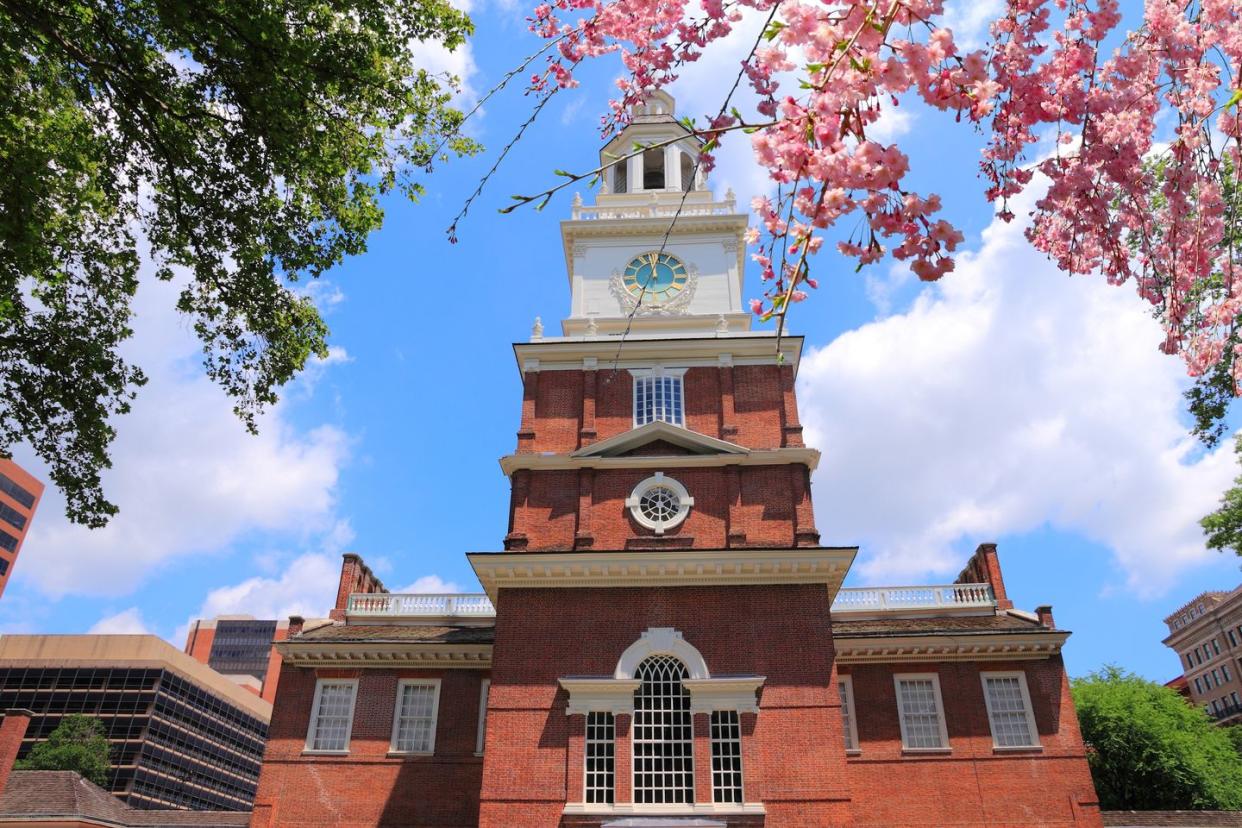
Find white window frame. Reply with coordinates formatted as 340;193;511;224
475;678;491;756
894;673;950;752
389;679;441;755
305;678;358;754
980;671;1041;750
630;367;687;428
626;472;694;535
839;675;860;754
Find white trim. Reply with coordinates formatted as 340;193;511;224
500;446;819;476
980;671;1040;749
893;673;950;752
615;628;709;680
571;420;748;459
514;334;804;378
278;641;492;668
389;678;442;755
560;678;644;715
630;367;688;429
838;675;859;753
475;678;491;756
626;473;694;535
468;548;854;602
305;678;358;754
833;631;1068;664
683;677;764;714
563;803;766;817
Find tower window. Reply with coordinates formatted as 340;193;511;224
585;711;615;804
680;153;695;192
981;672;1039;748
710;710;743;803
633;655;694;804
642;147;665;190
613;161;628;194
894;674;949;751
627;473;694;535
306;679;357;752
633;370;685;427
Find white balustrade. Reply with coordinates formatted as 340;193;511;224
570;198;738;221
347;593;496;618
830;584;994;615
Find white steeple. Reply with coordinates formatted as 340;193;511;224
558;91;751;337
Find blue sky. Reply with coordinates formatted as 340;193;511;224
3;0;1239;685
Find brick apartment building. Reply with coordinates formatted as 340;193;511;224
184;617;298;705
1163;585;1242;724
249;92;1103;827
0;458;44;598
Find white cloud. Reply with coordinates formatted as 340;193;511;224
89;608;151;635
191;553;342;623
396;574;463;594
799;186;1238;595
867;97;916;144
941;0;1004;50
13;276;351;598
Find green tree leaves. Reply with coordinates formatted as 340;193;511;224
15;714;111;787
0;0;479;525
1200;433;1242;556
1072;666;1242;810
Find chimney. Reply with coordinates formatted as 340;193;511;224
331;553;386;621
288;615;305;637
0;710;32;796
955;542;1013;610
1036;605;1055;629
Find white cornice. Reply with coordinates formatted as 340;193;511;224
513;334;804;377
500;447;820;476
276;641;493;669
572;421;749;458
467;547;856;602
559;678;643;715
833;632;1070;664
683;677;765;714
561;213;749;282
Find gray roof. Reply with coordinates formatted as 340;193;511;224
0;771;250;826
831;612;1054;638
294;624;495;645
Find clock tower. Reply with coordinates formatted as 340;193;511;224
473;91;855;826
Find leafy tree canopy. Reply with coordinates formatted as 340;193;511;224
0;0;478;525
1072;666;1242;811
1201;432;1242;556
14;713;111;786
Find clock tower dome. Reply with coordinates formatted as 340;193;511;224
559;90;751;337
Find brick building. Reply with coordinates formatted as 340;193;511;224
184;617;305;705
249;92;1102;827
0;458;44;599
1162;585;1242;723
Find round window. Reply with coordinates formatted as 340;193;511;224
627;474;693;535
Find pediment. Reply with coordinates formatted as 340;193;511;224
572;421;749;459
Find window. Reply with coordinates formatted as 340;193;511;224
627;473;693;535
839;676;859;752
613;161;628;194
1195;649;1203;666
642;147;665;190
306;679;357;752
894;674;949;751
710;711;743;804
633;655;694;804
1212;699;1222;714
0;502;25;532
0;558;7;576
1213;669;1223;687
1206;673;1215;690
633;369;685;427
1196;677;1205;694
1185;652;1194;669
981;672;1040;749
585;712;615;804
1214;639;1221;655
680;153;694;193
390;680;440;754
0;473;34;509
1224;664;1233;683
475;679;490;755
1232;691;1240;707
1231;630;1239;648
0;530;14;553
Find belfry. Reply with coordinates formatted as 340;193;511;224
249;92;1103;828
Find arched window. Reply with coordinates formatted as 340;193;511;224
633;655;694;804
680;153;694;192
643;147;665;190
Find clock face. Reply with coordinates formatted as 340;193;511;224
623;252;689;304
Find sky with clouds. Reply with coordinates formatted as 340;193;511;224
2;0;1238;683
